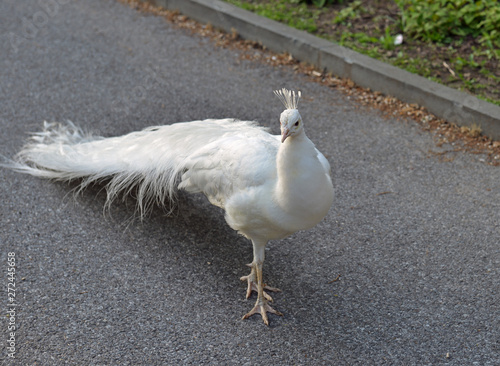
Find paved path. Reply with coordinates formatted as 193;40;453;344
1;0;499;364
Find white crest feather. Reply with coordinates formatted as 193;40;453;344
274;88;301;110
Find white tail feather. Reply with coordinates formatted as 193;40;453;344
7;119;266;217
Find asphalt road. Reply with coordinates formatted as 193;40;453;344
1;0;499;364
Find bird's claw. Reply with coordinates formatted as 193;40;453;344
242;300;283;326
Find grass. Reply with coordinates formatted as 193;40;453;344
224;0;500;106
225;0;321;32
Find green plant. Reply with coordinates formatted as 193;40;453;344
226;0;319;32
333;0;362;23
379;27;397;51
396;0;500;51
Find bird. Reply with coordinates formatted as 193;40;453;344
4;88;334;325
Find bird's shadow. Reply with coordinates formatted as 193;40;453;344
51;179;343;329
63;180;260;289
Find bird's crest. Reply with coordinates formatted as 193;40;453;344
274;88;301;110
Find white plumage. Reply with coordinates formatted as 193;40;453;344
6;88;334;325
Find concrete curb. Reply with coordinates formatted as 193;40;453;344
151;0;500;140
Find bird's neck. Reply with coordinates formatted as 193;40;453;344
278;131;309;163
275;131;318;205
273;131;333;233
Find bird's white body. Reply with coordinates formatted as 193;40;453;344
15;118;333;241
224;128;333;243
6;89;334;324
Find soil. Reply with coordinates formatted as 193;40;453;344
311;0;499;103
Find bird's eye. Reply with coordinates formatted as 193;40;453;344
294;121;299;126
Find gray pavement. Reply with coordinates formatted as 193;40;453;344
1;0;499;364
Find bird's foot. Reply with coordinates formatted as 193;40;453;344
240;263;281;301
242;299;283;326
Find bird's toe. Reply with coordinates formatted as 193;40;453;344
242;301;283;325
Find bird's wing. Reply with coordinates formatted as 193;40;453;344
178;131;279;208
316;148;331;175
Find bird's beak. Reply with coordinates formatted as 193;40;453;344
281;128;290;143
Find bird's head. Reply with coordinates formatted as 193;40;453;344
274;88;303;143
279;108;303;143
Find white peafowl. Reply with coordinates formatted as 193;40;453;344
5;88;334;325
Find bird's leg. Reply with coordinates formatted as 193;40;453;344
240;263;281;301
242;261;283;325
241;241;283;325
